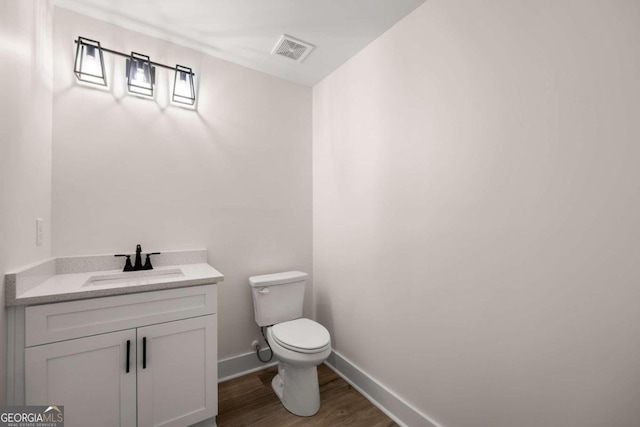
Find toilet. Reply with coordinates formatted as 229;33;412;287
249;271;331;416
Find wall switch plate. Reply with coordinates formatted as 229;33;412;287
36;218;44;246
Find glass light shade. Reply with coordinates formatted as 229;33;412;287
126;52;155;97
172;65;196;105
74;37;107;86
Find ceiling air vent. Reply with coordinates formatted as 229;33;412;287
272;34;314;63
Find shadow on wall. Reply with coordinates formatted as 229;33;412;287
315;290;335;349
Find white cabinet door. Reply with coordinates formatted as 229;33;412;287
137;315;217;427
25;329;137;427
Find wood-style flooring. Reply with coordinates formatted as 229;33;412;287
217;364;398;427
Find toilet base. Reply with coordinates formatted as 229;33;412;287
271;374;284;400
272;362;320;417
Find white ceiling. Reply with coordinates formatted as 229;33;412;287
54;0;426;86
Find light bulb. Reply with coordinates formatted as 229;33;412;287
134;67;146;84
83;45;100;76
175;72;190;97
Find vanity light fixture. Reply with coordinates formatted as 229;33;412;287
172;65;196;105
74;37;107;86
73;36;197;105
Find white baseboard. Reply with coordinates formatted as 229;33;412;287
218;349;277;382
325;350;440;427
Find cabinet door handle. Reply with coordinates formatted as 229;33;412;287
142;337;147;369
126;340;131;373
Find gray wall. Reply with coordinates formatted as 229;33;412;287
51;8;312;360
0;0;53;404
313;1;640;425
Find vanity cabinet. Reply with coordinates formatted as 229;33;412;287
18;285;218;427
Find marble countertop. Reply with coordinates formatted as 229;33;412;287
5;250;224;306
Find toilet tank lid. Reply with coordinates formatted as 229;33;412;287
249;271;308;287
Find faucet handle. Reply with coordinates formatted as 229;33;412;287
115;254;134;271
143;252;161;270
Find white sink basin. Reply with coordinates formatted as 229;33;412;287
83;268;184;287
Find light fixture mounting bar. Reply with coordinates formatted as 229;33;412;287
73;39;195;76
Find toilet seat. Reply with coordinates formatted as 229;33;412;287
271;318;330;354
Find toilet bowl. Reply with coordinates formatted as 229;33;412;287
249;271;332;417
267;318;331;416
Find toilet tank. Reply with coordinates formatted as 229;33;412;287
249;271;308;327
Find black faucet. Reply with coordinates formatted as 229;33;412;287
134;244;143;270
115;244;161;272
